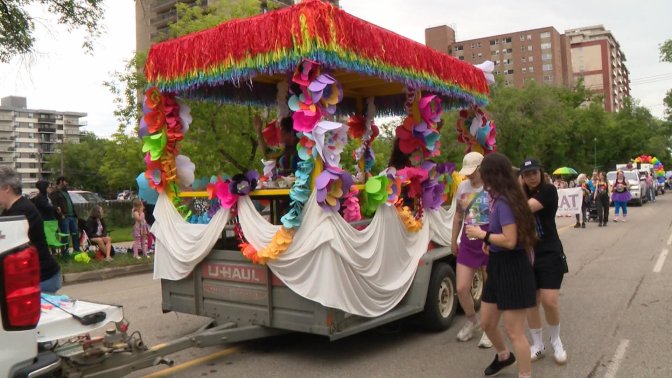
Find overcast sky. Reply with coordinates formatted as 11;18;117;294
0;0;670;138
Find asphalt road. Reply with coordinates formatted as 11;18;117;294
63;194;672;377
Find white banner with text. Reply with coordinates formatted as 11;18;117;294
556;187;583;216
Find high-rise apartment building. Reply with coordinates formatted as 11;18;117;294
136;0;337;53
426;25;573;88
0;96;86;192
566;25;630;112
425;24;630;112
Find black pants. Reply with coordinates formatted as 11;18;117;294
575;201;588;223
596;197;609;224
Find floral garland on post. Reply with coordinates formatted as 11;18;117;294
141;87;195;216
455;106;496;155
350;97;379;182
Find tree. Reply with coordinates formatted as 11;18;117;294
43;132;107;192
0;0;104;63
660;39;672;121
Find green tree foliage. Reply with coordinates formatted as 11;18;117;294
44;132;106;193
660;39;672;121
0;0;104;62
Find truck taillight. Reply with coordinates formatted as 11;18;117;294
3;246;41;329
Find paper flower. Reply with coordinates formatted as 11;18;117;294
292;105;322;133
363;175;389;217
176;98;192;135
292;59;320;87
144;109;166;134
316;166;354;211
281;159;313;229
240;242;261;264
298;134;316;160
175;155;195;187
257;227;295;262
396;206;423;233
229;170;259;196
419;95;442;125
397;167;429;199
262;120;281;148
207;177;238;209
145;153;165;192
343;187;362;223
422;179;445;210
313;121;348;167
142;131;167;161
456;106;496;155
144;87;163;110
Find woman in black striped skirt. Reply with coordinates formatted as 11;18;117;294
466;153;537;378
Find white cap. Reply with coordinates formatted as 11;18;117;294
459;152;484;176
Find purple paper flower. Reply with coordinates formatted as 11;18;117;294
315;166;354;211
229;170;259;196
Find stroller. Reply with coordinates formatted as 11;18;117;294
587;198;599;222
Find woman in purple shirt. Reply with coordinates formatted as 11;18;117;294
466;153;537;378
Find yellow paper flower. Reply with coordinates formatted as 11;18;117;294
257;227;296;262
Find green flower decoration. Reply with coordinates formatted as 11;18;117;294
142;131;167;161
362;175;389;217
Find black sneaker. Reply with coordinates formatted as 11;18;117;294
574;223;581;228
484;352;516;376
598;223;603;227
581;223;585;228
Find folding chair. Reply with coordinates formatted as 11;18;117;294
43;220;68;256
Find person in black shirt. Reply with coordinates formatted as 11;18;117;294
32;180;57;220
519;159;568;366
0;167;61;293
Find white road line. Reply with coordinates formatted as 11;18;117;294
667;232;672;246
653;249;669;273
604;339;630;378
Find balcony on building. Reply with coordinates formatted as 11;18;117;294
38;124;57;133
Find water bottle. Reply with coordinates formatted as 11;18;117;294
467;216;478;241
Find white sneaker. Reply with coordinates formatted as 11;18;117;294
478;332;493;348
456;320;478;342
530;344;546;361
551;338;568;365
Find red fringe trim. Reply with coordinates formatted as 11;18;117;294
145;0;488;95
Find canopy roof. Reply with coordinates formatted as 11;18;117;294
145;0;489;113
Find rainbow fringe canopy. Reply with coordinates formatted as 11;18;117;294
144;0;489;113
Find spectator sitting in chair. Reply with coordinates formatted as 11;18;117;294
86;205;113;262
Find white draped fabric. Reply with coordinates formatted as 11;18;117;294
154;191;455;317
152;194;231;280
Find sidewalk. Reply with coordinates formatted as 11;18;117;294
62;241;153;286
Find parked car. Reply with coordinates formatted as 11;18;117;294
68;190;106;204
607;170;646;206
0;216;61;377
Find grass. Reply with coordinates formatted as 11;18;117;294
58;250;152;274
109;226;134;243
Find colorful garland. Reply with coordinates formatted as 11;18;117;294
455;106;496;155
633;155;665;179
144;0;489;110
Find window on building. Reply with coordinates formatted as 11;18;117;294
542;53;552;61
520;35;525;41
528;45;533;52
458;56;464;60
505;59;513;65
528;56;534;62
521;57;526;63
543;64;553;71
522;67;527;73
527;34;532;40
504;37;512;43
505;48;513;53
506;69;514;75
504;80;510;86
470;43;475;49
540;32;551;39
477;52;483;58
521;46;526;53
543;75;553;82
455;45;463;51
490;39;497;45
529;67;534;73
472;53;476;59
541;42;552;50
28;113;33;118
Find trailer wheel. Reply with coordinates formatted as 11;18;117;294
470;268;484;311
421;263;457;331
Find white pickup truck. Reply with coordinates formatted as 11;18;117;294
0;216;61;377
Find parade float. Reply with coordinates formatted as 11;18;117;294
140;0;496;341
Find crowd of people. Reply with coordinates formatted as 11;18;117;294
0;166;155;294
450;153;569;378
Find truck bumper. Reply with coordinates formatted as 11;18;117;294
11;351;61;378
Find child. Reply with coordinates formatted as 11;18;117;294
132;199;150;259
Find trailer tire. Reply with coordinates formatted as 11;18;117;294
420;262;457;332
471;268;484;311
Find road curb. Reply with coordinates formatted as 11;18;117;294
63;263;153;285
